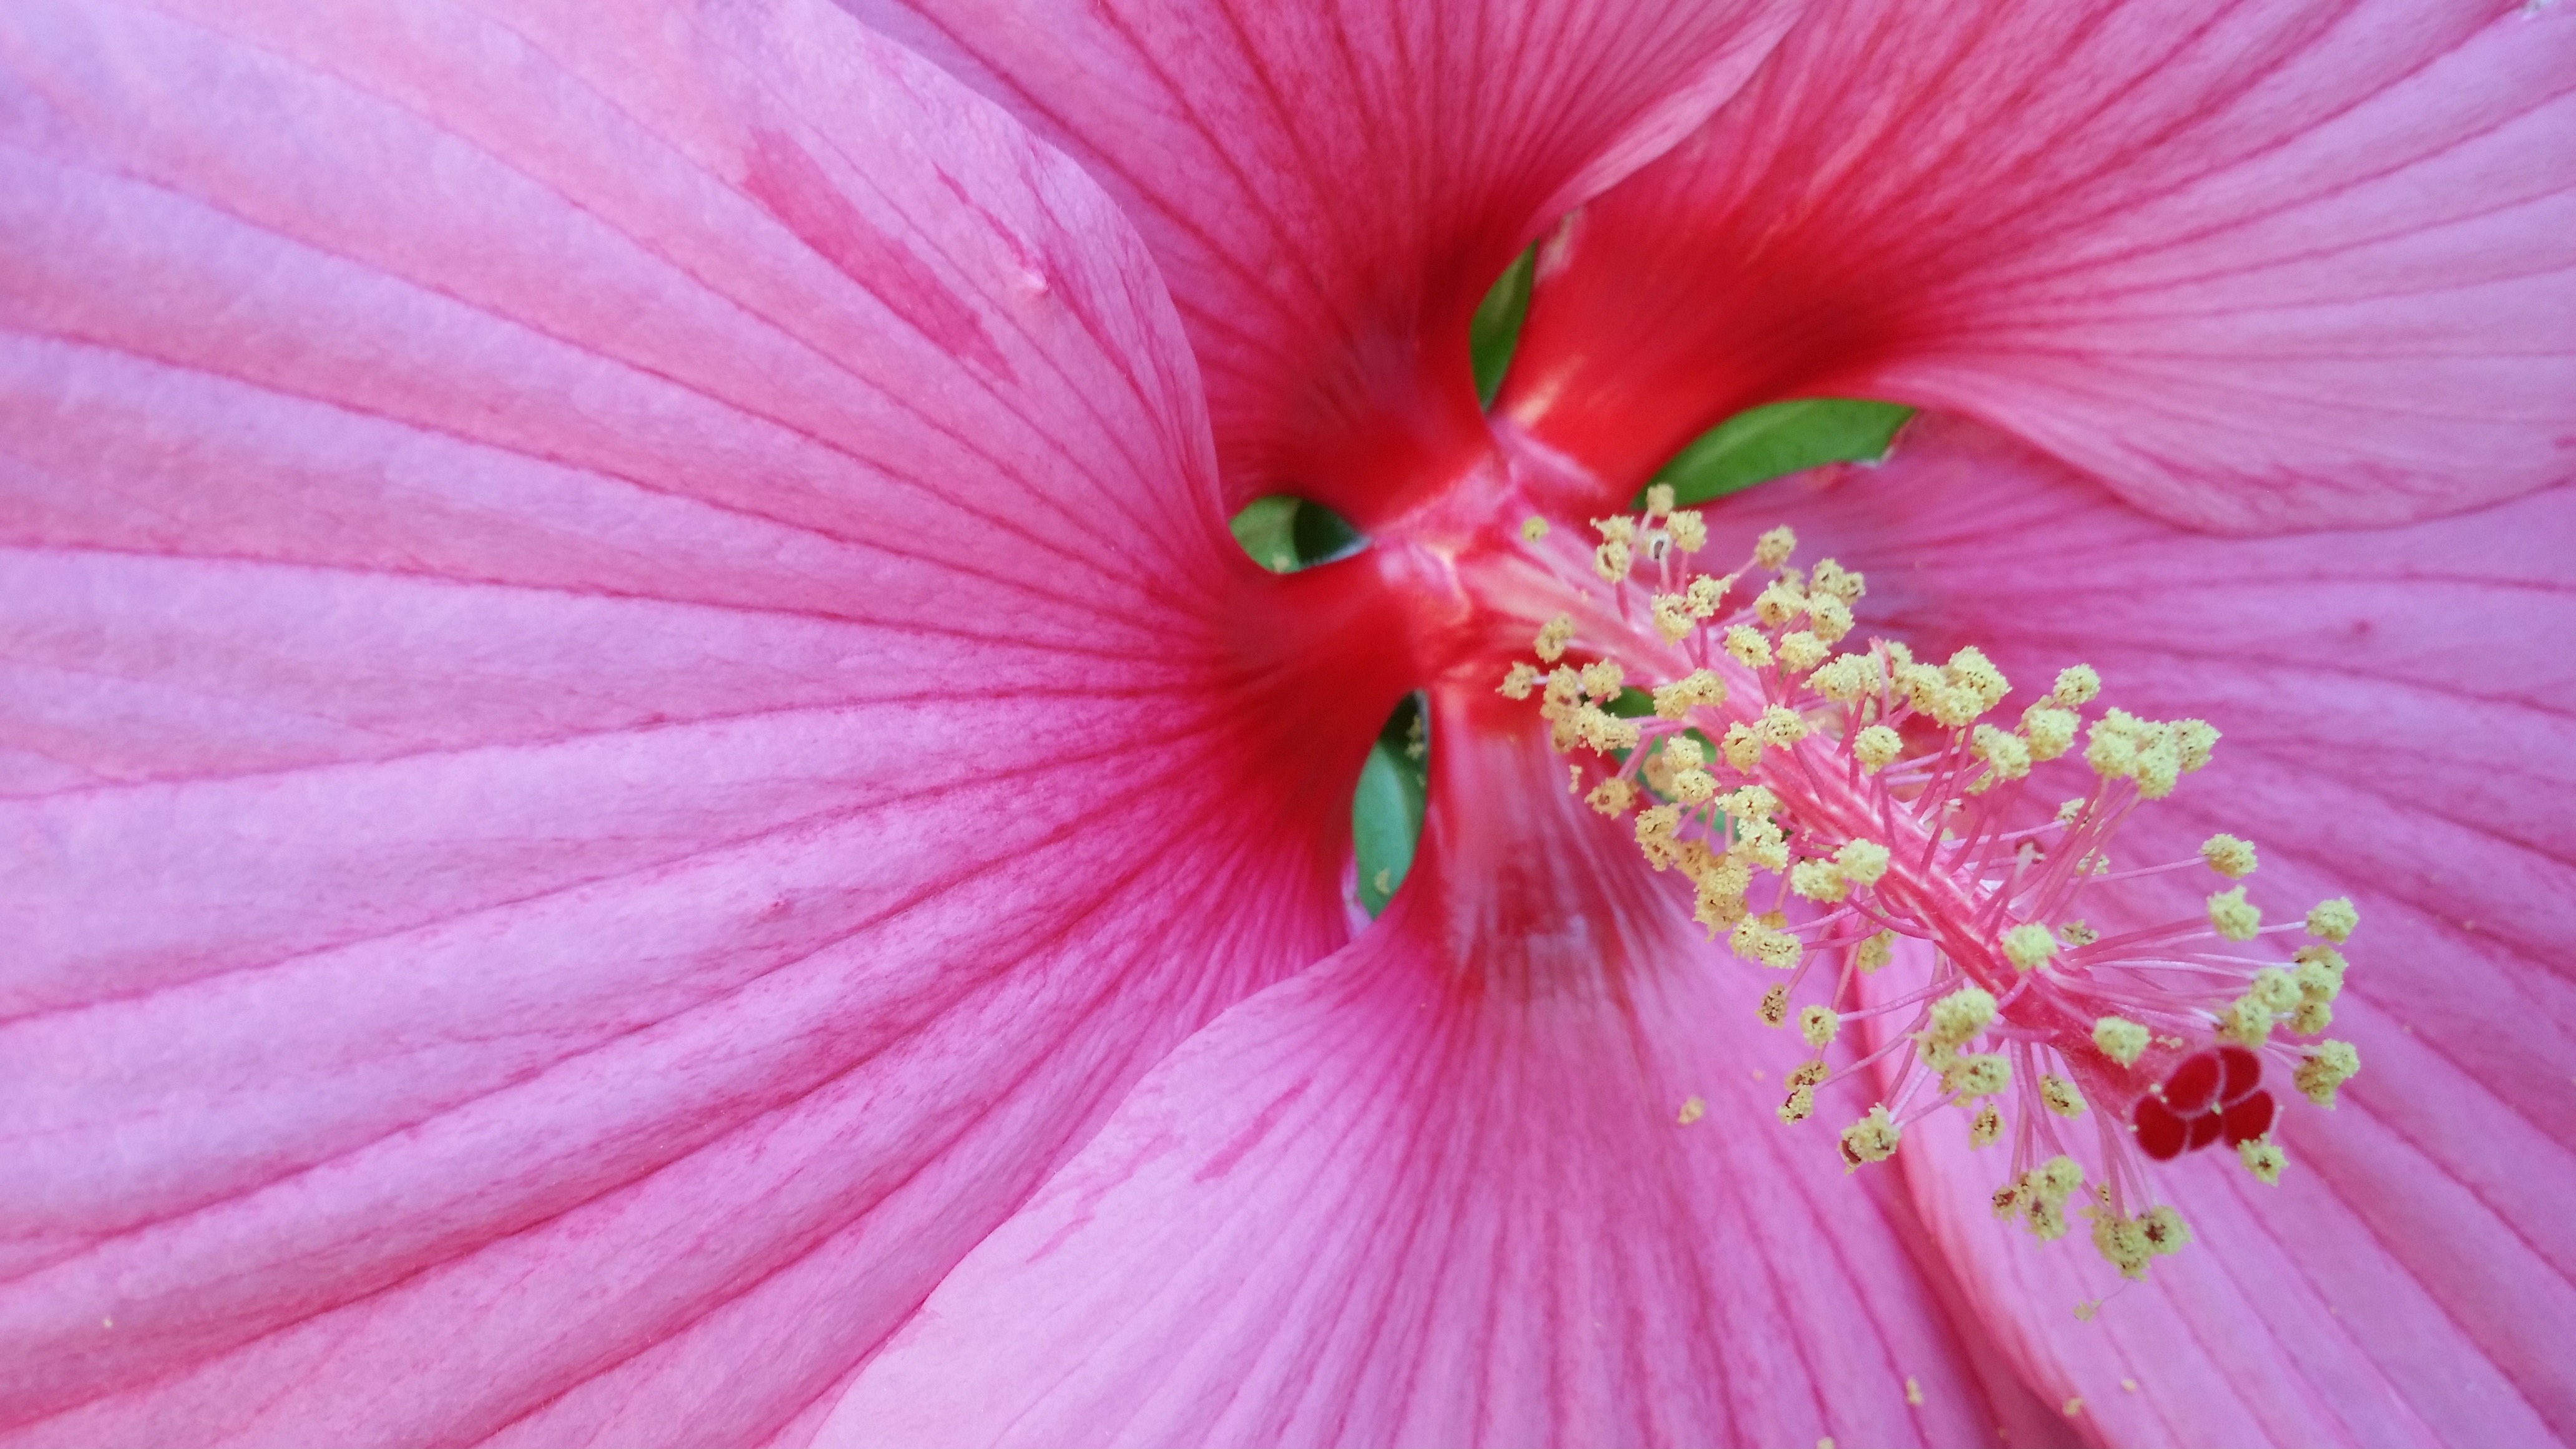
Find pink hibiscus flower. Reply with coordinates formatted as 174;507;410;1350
2;3;2569;1449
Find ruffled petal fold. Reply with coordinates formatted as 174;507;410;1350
1505;0;2576;530
1739;416;2576;1445
0;1;1359;1441
815;686;2073;1449
841;0;1801;522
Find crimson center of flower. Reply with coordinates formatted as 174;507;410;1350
1487;492;2363;1284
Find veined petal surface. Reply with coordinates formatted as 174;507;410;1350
0;1;1364;1442
816;685;2075;1449
841;0;1802;523
1743;417;2576;1445
1505;0;2576;530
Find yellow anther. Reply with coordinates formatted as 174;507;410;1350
1595;538;1633;582
2294;1040;2361;1107
1800;1005;1842;1051
1534;615;1575;662
1757;705;1809;749
1721;722;1762;772
1634;804;1682;870
1724;626;1773;670
2306;897;2359;943
1898;662;1944;715
2041;1074;2086;1118
1644;483;1676;519
2093;1015;2151;1067
1498;661;1539;700
1945;646;2009;711
1778;1085;1816;1125
1520;515;1549;542
2052;665;2102;706
2200;834;2258;879
2133;728;2183;799
1790;858;1848;903
1661;735;1705;772
1778;632;1828;673
2250;967;2301;1014
1853;724;1903;773
1856;930;1895;973
1755;988;1793;1035
1927;986;1998;1046
1574;707;1639;754
1694;878;1750;935
2238;1138;2285;1185
1968;1103;2003;1148
1754;580;1807;628
1594;515;1636;545
1838;1105;1900;1169
2001;922;2057;972
1734;819;1790;874
2217;993;2273;1047
1755;526;1798;569
1579;660;1624;700
2174;719;2219;773
1808;655;1873;705
2059;921;2098;946
2084;712;2141;779
1666;509;1707;553
1970;724;2031;786
1584;777;1636;817
1810;558;1866;603
1946;1053;2012;1099
2055;796;2089;826
2021;704;2077;761
1651;668;1725;719
1836;839;1891;889
1755;930;1803;972
1671;768;1717;805
1651;593;1695;643
2294;945;2347;1003
2291;1000;2333;1035
1806;592;1855;645
1718;785;1780;819
2143;1204;2190;1257
2207;885;2262;941
2091;1212;2155;1280
1682;574;1727;618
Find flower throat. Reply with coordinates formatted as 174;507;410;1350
1498;493;2361;1284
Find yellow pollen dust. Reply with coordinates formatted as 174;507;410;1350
1840;1105;1900;1170
2041;1074;2087;1118
2201;832;2259;879
2307;897;2359;943
2093;1016;2151;1067
2238;1138;2286;1184
1853;724;1903;773
1754;526;1797;568
1534;614;1574;662
2207;885;2262;941
2295;1040;2361;1107
1677;1094;1706;1125
2000;922;2057;972
1521;515;1550;542
1758;983;1791;1028
1500;506;2362;1292
1969;1103;2003;1147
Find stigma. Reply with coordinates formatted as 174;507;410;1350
1500;489;2362;1284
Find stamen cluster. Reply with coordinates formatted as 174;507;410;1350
1500;492;2364;1284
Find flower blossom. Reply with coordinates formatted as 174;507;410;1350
2;0;2572;1447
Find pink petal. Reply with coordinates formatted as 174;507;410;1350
813;685;2076;1449
1503;0;2576;530
1737;416;2576;1444
0;1;1382;1440
842;0;1801;523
